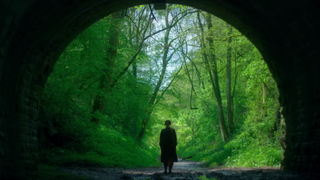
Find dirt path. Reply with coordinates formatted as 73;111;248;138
58;159;319;180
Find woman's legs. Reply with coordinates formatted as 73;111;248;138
168;157;174;173
163;162;168;173
163;158;173;173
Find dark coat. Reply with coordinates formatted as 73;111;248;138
160;127;178;162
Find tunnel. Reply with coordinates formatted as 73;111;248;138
0;0;320;179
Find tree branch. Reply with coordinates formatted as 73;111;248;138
111;19;181;88
148;4;159;23
167;42;185;63
154;64;183;105
179;44;197;95
171;10;197;27
110;45;143;88
77;77;101;97
262;81;276;100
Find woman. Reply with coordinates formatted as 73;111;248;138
159;120;178;174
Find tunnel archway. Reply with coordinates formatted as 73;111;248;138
1;0;320;178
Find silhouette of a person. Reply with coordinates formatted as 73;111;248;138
159;120;178;174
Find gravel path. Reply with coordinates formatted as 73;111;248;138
57;159;319;180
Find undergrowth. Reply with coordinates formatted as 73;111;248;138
40;116;160;168
178;133;281;168
177;107;282;168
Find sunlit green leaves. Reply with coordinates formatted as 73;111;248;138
134;5;145;11
40;5;281;169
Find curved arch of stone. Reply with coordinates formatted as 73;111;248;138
1;0;320;179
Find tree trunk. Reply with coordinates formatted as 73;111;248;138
128;9;137;78
197;11;229;142
226;23;235;134
261;82;267;117
91;11;122;124
205;13;229;142
138;7;171;142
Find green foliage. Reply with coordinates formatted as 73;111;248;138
39;12;159;168
198;175;219;180
150;10;282;169
39;119;159;167
40;5;282;171
225;143;281;167
134;5;145;11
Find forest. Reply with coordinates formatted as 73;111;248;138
37;4;283;179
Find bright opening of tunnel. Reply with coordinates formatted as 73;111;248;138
1;0;320;179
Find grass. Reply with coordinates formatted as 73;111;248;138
198;175;219;180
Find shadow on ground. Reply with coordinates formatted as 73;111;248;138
58;159;319;180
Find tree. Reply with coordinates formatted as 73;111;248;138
138;5;196;142
197;11;229;142
91;11;124;124
39;5;282;169
226;23;235;134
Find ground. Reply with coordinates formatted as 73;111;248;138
57;159;319;180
